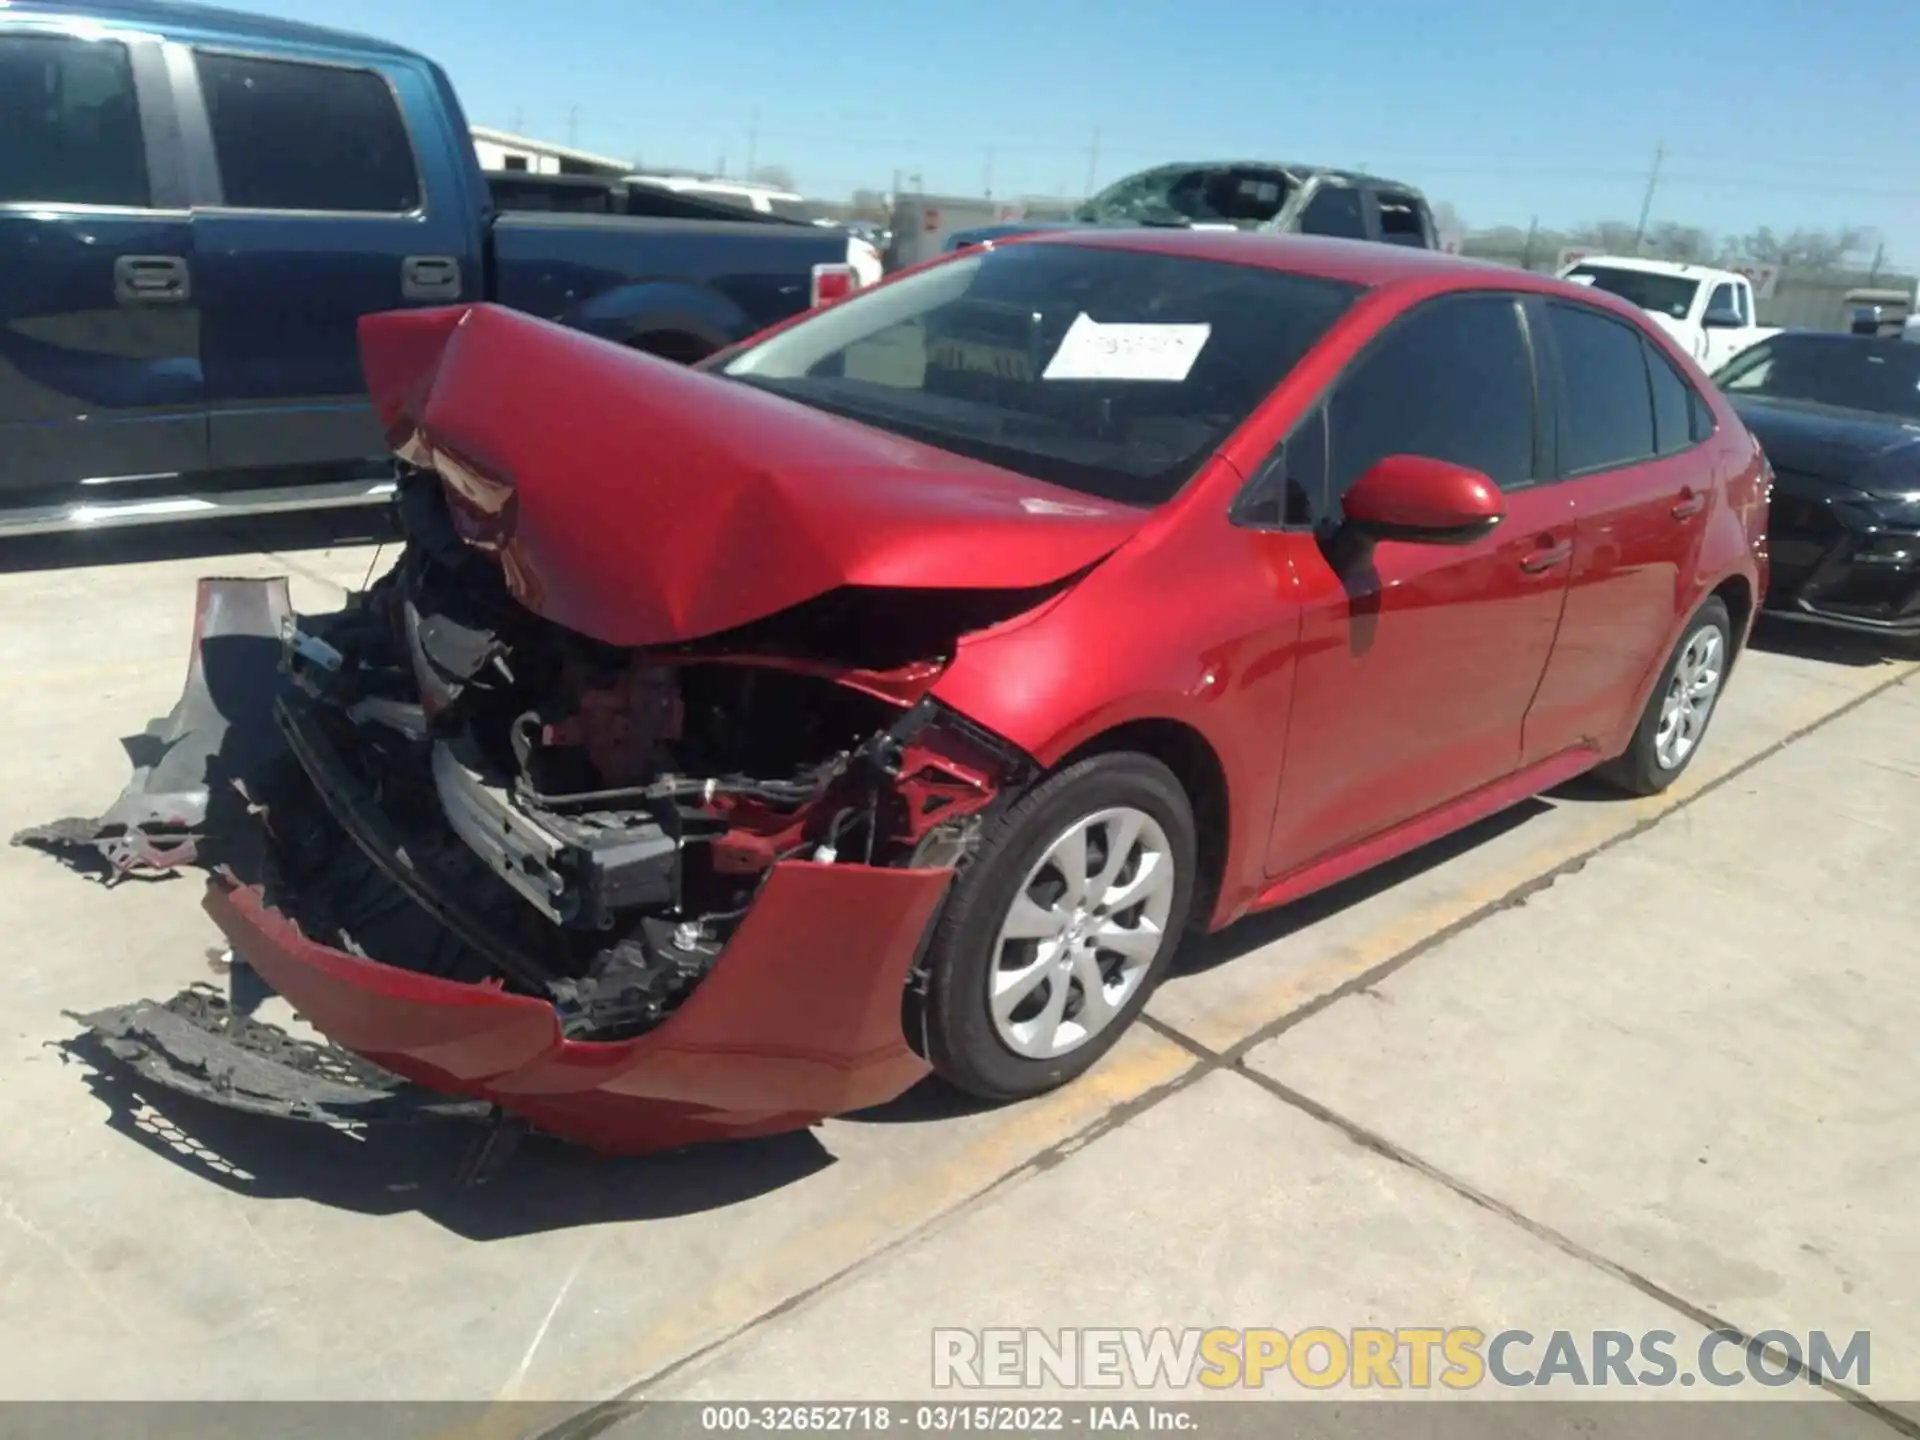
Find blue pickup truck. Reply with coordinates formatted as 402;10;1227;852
0;0;856;534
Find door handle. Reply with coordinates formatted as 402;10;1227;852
114;255;190;304
402;255;462;301
1672;488;1707;519
1519;538;1573;574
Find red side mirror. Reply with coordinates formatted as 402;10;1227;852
1342;454;1506;544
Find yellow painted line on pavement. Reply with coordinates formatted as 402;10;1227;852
450;655;1917;1438
440;1028;1198;1438
1168;655;1920;1057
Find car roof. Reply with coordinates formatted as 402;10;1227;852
14;0;420;58
1020;227;1596;297
1755;329;1912;353
1564;254;1738;282
1106;159;1425;195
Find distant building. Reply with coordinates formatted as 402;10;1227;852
470;125;628;177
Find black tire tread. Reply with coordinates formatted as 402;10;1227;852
920;751;1196;1101
1594;597;1732;797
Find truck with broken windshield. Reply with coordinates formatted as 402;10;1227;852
942;160;1439;254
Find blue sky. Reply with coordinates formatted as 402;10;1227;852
251;0;1920;263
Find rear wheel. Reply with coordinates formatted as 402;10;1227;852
628;330;714;365
1595;597;1732;796
920;753;1196;1101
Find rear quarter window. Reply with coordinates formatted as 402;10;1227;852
1645;340;1708;456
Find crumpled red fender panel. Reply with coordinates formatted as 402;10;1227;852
206;861;953;1156
355;303;1147;648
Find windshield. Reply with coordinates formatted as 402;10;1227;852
1716;335;1920;422
719;242;1360;507
1073;164;1293;229
1565;264;1700;321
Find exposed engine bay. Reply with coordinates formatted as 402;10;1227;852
237;470;1031;1041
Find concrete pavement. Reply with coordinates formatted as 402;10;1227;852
1;518;1916;1434
636;668;1919;1424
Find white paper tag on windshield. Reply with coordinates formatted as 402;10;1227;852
1041;312;1212;382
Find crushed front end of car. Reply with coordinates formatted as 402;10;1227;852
17;302;1163;1160
24;473;1029;1157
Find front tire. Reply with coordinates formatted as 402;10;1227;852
921;752;1197;1101
1595;597;1732;796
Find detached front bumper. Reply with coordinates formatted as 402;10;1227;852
26;575;958;1158
1764;476;1920;636
201;860;949;1156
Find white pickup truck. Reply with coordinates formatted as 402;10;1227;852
1556;255;1780;371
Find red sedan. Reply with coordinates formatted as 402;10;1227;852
36;231;1768;1158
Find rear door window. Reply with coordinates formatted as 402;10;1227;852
1544;303;1658;475
1324;294;1539;505
0;33;149;207
1371;191;1429;247
1299;185;1368;240
194;51;420;212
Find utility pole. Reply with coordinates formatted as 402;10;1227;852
1522;215;1539;271
746;107;759;179
1632;140;1664;253
1870;239;1885;282
983;146;994;200
1082;126;1100;198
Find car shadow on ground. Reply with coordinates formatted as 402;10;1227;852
0;508;397;575
1172;798;1550;979
56;1032;836;1238
1747;614;1918;667
852;793;1557;1127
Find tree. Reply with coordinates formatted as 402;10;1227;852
1639;222;1711;263
751;164;797;192
1568;221;1641;254
1723;226;1874;271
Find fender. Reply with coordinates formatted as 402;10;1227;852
932;538;1298;932
1605;471;1763;757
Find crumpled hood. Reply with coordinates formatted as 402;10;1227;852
1734;397;1920;500
357;303;1147;647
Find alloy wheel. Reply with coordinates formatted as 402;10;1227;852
1655;625;1725;770
987;806;1176;1060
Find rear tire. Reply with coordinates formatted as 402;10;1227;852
921;753;1196;1102
628;330;715;366
1594;597;1732;796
